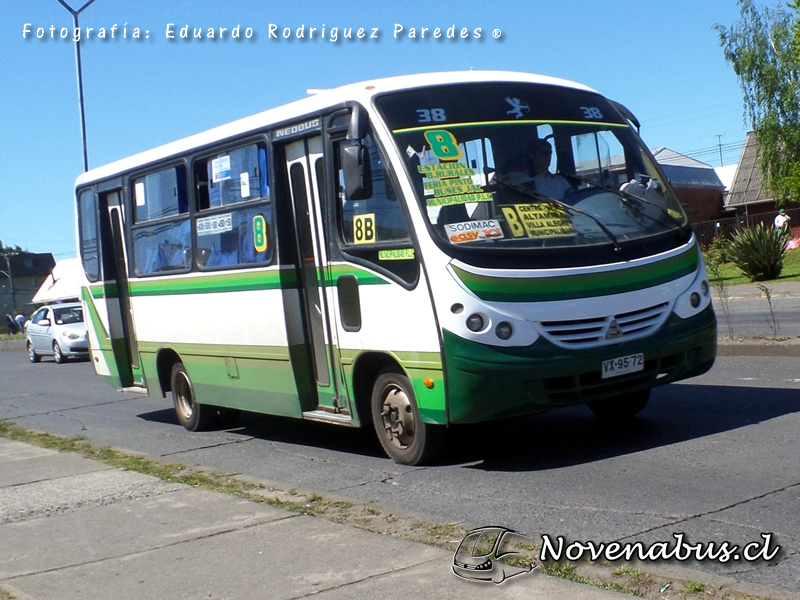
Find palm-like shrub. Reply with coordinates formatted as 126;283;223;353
727;223;789;282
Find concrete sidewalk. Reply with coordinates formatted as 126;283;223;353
0;437;632;600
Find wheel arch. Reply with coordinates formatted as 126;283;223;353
351;351;404;428
156;348;183;397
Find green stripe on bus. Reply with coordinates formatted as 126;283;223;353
122;265;388;297
452;245;699;302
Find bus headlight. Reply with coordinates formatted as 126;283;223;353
495;321;513;340
690;292;701;308
700;279;709;295
466;314;484;332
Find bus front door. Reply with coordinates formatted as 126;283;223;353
283;136;350;421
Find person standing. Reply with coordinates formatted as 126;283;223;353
774;208;791;230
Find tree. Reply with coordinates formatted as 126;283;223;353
716;0;800;204
0;240;23;255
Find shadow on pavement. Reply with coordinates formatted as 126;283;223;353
138;383;800;471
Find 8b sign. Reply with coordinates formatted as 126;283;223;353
353;213;376;244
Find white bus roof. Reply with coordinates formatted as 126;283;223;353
74;70;597;187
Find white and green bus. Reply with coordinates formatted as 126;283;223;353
75;71;716;465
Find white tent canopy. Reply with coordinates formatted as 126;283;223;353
31;258;82;304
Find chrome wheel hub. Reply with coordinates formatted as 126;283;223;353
380;386;415;448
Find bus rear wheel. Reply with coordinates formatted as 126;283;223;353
371;368;445;466
588;388;651;419
171;363;213;432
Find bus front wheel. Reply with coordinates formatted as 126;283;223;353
171;363;213;432
588;388;651;419
371;368;445;466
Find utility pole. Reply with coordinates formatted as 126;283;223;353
55;0;97;172
716;135;724;167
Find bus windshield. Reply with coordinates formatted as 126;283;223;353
374;83;687;254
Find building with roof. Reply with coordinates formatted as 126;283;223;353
651;147;726;224
0;252;56;317
724;131;793;216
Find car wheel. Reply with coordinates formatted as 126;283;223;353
27;341;40;363
53;342;66;364
588;388;651;419
171;363;213;432
371;368;446;465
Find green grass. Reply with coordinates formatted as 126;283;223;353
707;248;800;286
0;333;25;343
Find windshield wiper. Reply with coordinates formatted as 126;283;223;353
495;178;622;253
566;174;686;232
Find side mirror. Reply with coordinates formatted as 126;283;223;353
37;319;51;327
342;143;372;200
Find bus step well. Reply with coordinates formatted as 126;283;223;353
302;410;353;426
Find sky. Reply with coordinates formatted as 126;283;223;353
1;0;753;259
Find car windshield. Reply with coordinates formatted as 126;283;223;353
374;82;687;255
53;307;84;325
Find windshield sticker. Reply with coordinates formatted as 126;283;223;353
445;220;505;244
378;248;415;261
426;193;493;207
417;163;474;178
501;204;575;238
423;129;463;162
253;214;267;252
212;156;231;183
353;213;376;244
196;213;233;237
418;163;493;207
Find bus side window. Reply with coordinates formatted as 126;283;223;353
131;166;192;276
335;136;419;287
193;143;272;269
78;189;100;282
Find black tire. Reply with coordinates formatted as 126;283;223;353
371;368;446;465
588;388;651;419
171;363;213;432
27;341;40;364
53;342;66;364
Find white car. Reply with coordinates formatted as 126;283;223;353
26;302;89;363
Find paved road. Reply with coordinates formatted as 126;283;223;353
1;347;798;596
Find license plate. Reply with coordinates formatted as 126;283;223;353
601;353;644;379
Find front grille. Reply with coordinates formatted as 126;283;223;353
538;302;670;348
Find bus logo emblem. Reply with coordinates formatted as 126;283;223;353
605;320;623;340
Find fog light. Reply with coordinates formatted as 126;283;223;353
690;292;701;308
466;313;484;332
451;303;464;314
700;280;709;295
495;321;513;340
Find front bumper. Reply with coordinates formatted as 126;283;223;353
442;305;716;424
